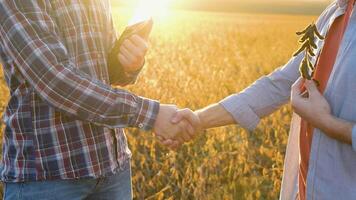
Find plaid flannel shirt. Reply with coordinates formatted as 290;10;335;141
0;0;159;182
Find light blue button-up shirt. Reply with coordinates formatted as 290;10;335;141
220;0;356;199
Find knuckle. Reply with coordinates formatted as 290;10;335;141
124;40;131;48
119;46;126;53
182;108;191;114
143;42;149;50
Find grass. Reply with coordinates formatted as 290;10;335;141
0;8;317;200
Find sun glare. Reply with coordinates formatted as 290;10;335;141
129;0;174;24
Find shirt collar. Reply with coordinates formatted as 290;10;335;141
338;0;348;8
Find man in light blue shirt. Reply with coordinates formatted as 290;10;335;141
169;0;356;199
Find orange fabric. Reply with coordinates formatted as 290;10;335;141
298;1;355;200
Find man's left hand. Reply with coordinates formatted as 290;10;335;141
291;78;331;129
118;34;148;73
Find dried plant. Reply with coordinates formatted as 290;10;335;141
294;23;324;82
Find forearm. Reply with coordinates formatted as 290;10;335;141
196;103;236;129
319;115;354;145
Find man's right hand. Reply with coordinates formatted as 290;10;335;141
153;104;197;147
163;104;235;149
156;108;202;150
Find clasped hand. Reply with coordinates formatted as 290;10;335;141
153;104;202;150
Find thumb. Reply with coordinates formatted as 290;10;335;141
291;77;304;99
178;108;200;129
171;111;184;124
292;78;304;92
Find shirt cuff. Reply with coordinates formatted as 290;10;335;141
352;125;356;152
131;96;160;131
219;94;260;131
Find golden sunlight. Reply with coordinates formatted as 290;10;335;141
129;0;174;25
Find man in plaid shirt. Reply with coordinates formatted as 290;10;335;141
0;1;199;199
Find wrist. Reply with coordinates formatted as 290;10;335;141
316;113;354;144
196;104;235;130
318;113;335;133
132;97;160;131
196;110;209;130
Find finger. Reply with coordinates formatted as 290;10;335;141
123;39;144;58
119;45;136;63
118;53;130;67
171;111;184;124
170;140;181;150
171;108;195;125
164;140;181;151
170;124;185;144
185;121;195;137
291;77;304;93
130;35;148;53
291;78;304;99
178;121;193;142
176;132;190;143
176;136;185;144
304;80;319;98
156;135;165;142
181;132;191;142
172;109;200;130
291;78;308;110
162;139;174;146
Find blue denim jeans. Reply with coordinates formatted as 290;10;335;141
3;162;132;200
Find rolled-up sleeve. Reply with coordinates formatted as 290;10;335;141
219;3;332;131
220;52;304;131
0;1;159;131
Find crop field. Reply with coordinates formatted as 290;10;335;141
0;8;316;200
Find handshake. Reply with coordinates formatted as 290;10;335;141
153;104;203;150
115;34;236;148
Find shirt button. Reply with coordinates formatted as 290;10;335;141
138;123;144;129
